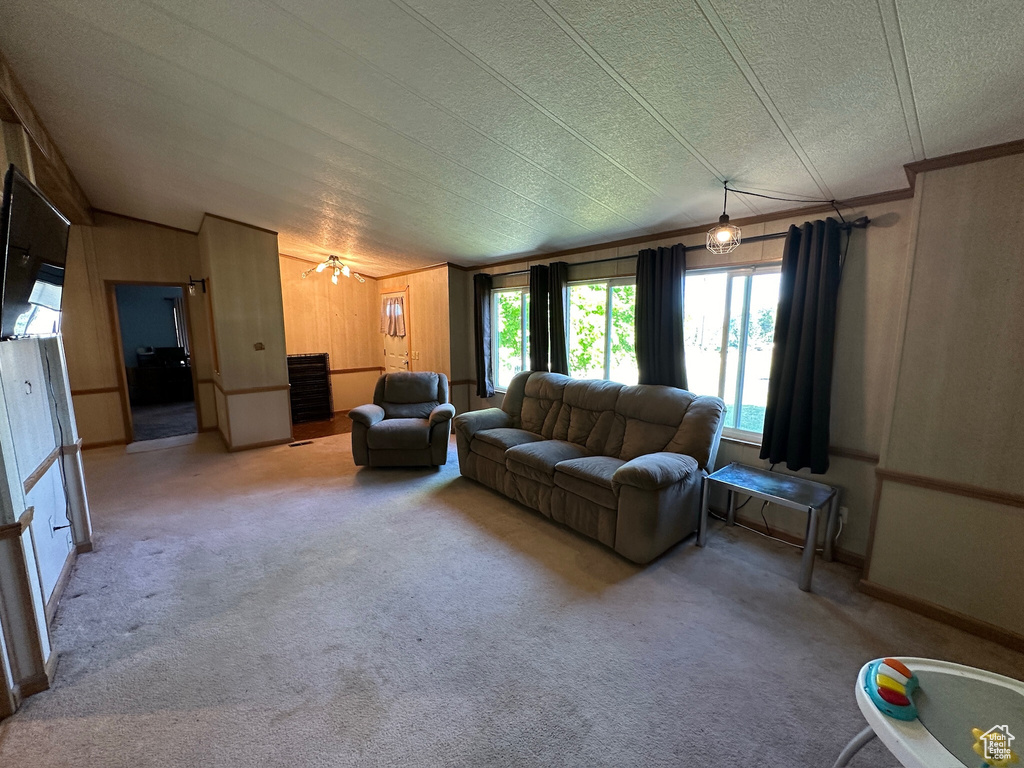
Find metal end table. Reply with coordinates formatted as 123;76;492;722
697;462;839;591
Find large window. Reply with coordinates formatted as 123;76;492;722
492;287;530;391
684;266;780;436
568;279;638;384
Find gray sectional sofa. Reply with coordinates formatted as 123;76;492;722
453;372;726;563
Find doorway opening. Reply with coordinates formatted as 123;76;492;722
113;284;198;442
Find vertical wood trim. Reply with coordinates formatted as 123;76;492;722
105;283;135;444
876;171;926;470
861;472;886;580
182;289;205;430
207;276;221;375
44;548;76;626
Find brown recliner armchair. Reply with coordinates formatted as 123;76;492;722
350;372;455;467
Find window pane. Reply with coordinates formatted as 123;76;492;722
523;293;530;371
738;273;780;433
722;275;746;429
683;273;728;397
494;290;525;389
609;284;638;384
568;283;607;379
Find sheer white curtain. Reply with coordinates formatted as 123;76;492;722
380;296;407;337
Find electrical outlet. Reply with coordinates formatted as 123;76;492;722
839;506;849;524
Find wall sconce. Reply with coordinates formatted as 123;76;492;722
188;276;207;296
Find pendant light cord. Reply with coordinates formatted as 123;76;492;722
725;183;848;224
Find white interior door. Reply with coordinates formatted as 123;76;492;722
381;290;410;373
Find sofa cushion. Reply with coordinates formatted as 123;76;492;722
366;418;430;450
381;372;440;419
550;379;624;450
616;385;696;460
505;440;591;486
554;455;625;509
472;428;545;464
520;373;570;438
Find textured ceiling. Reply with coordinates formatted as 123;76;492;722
1;0;1021;273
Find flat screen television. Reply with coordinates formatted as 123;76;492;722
0;164;71;340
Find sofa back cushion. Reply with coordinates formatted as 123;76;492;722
518;372;570;438
499;372;724;470
551;379;624;453
375;371;446;419
615;385;724;468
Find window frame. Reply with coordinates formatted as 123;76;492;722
567;276;635;382
686;263;782;442
491;286;529;393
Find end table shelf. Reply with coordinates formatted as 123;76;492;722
697;462;839;591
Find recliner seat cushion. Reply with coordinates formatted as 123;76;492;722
505;440;591;486
553;455;625;509
366;418;431;450
472;428;545;465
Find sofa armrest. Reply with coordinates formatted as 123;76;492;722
349;404;385;428
612;452;700;493
429;403;456;427
453;408;510;442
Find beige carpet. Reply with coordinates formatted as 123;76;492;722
2;433;1022;767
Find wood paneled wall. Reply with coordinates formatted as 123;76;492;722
199;215;291;450
63;212;216;447
278;254;382;411
279;260;459;410
378;265;452;380
865;155;1024;638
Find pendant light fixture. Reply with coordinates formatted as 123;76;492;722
707;181;741;254
302;254;365;284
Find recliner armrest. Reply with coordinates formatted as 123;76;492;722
349;404;385;427
429;403;456;426
612;452;700;493
453;408;510;442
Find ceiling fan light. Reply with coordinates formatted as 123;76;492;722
341;264;351;277
331;273;338;285
315;262;327;272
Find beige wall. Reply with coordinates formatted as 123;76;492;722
199;215;291;449
447;266;472;413
463;197;916;561
63;212;216;446
278;254;382;412
866;155;1024;637
278;260;459;413
379;265;453;380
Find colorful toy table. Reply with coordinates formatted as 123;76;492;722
833;657;1024;767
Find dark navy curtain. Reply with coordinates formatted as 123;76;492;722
760;218;843;474
635;244;687;389
547;262;569;375
528;264;549;371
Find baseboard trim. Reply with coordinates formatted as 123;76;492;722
76;540;94;554
45;547;77;625
858;579;1024;652
82;438;128;450
729;510;865;568
18;653;57;698
227;436;294;452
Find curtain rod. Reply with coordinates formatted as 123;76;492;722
489;218;868;278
